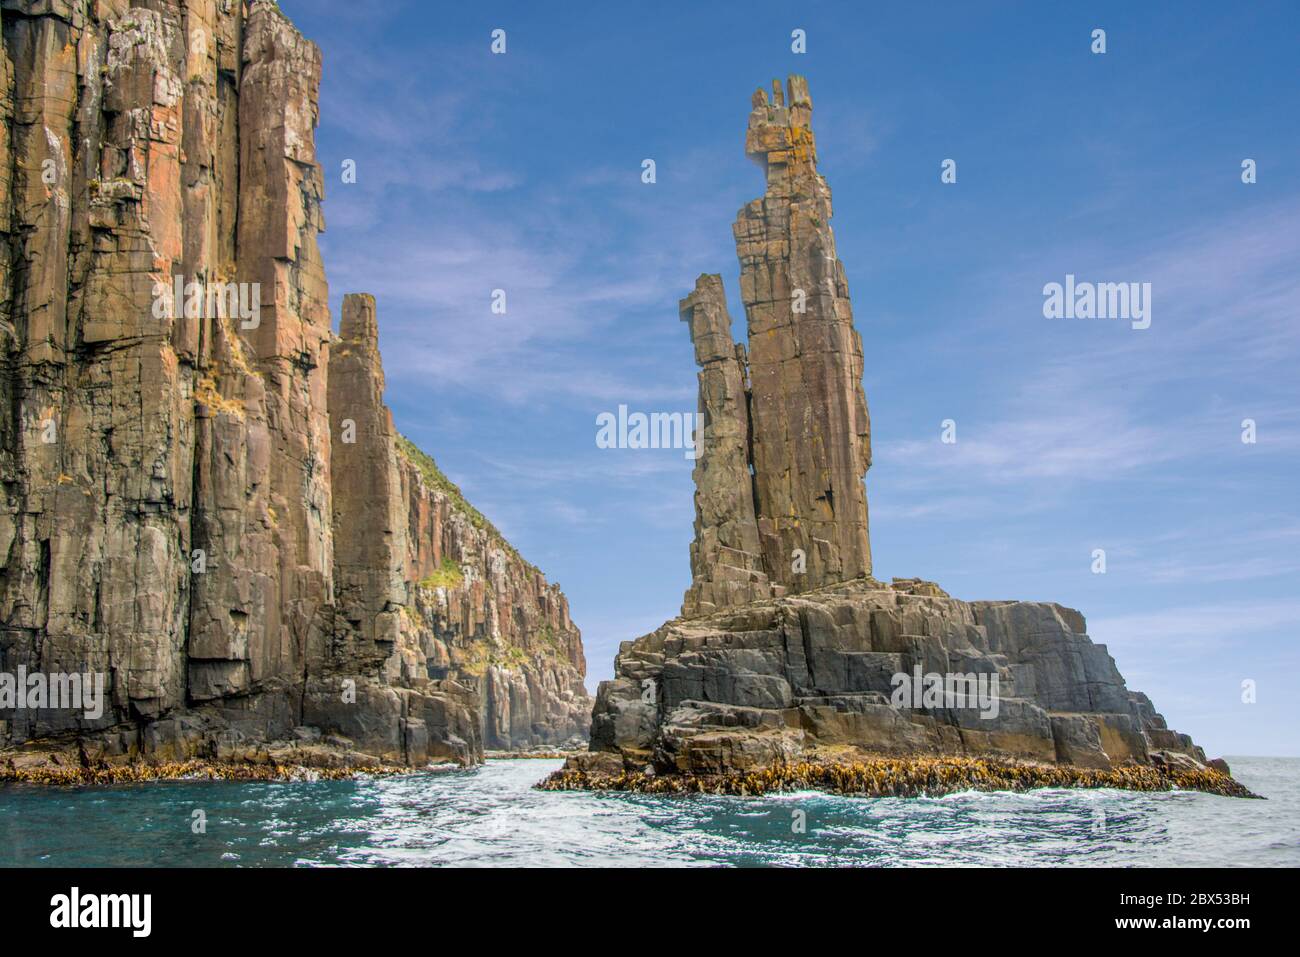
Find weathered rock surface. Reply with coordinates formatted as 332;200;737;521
682;76;872;616
0;1;587;773
680;275;777;617
388;384;589;751
566;76;1229;786
582;578;1215;776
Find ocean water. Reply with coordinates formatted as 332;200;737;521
1;757;1296;868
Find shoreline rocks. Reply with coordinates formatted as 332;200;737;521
0;757;416;788
0;724;468;787
579;576;1246;792
538;754;1261;800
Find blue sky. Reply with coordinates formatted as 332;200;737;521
280;1;1299;757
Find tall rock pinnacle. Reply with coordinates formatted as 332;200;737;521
683;76;872;615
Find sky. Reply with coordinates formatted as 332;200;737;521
279;0;1299;757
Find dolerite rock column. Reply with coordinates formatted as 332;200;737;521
190;0;335;707
736;76;872;593
328;294;406;659
0;0;336;741
1;2;210;731
571;74;1232;784
680;275;778;617
682;76;873;615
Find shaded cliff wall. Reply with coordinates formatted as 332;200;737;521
332;294;590;751
0;1;587;764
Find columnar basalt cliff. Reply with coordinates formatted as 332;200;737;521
556;76;1239;794
324;294;589;757
682;77;871;617
0;0;587;776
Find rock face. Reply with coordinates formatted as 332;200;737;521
683;77;871;617
392;432;589;752
580;76;1223;781
0;0;587;770
680;275;775;616
591;579;1212;776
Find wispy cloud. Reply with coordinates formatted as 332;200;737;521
1092;600;1300;658
875;194;1300;518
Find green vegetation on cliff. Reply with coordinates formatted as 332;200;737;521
396;433;542;574
397;434;542;567
396;434;498;533
419;557;464;590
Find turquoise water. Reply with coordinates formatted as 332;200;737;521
1;757;1296;867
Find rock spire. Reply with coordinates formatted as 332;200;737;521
683;75;872;617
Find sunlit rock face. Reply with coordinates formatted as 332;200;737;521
682;76;872;619
0;1;587;770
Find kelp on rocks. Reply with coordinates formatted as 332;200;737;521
0;760;409;787
536;756;1261;800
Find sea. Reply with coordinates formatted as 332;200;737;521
1;756;1296;868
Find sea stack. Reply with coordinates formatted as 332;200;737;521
550;76;1245;798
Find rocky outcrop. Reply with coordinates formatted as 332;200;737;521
681;77;872;617
557;76;1234;792
394;436;590;750
0;1;587;775
582;578;1219;778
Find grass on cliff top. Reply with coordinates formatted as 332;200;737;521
395;433;537;573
